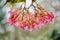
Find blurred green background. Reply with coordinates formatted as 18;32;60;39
0;0;60;40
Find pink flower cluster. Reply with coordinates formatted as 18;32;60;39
6;8;54;31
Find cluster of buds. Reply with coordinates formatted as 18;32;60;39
6;2;54;31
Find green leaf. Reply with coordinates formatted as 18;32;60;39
13;0;25;2
10;1;15;6
10;0;26;6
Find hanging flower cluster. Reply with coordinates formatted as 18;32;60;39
6;2;54;31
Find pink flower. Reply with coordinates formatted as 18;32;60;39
6;7;54;31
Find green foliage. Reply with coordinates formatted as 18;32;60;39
0;0;1;2
3;0;36;7
50;30;60;40
0;8;5;22
10;1;15;6
56;35;60;40
6;0;25;2
7;0;25;6
51;30;58;38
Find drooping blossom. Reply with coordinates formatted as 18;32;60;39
6;2;54;31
